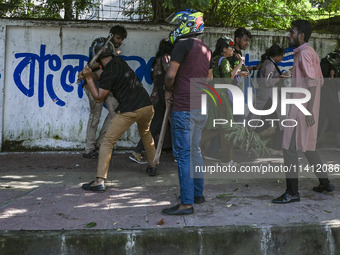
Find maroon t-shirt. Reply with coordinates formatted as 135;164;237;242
171;38;212;111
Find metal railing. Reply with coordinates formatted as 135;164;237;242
80;0;149;21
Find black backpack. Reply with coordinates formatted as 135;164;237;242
322;50;340;78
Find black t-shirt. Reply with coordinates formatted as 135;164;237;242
227;48;242;69
99;56;151;113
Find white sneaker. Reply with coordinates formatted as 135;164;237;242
129;152;148;165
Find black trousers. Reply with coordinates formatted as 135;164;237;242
283;128;330;195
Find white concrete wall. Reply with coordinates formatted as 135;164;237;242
0;23;5;150
0;19;339;151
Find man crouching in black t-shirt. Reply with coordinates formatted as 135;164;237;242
80;39;157;192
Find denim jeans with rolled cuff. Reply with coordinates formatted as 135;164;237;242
171;110;208;205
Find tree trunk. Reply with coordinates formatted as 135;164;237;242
151;0;166;21
64;0;73;20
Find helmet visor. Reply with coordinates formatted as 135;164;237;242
165;9;203;25
165;10;184;25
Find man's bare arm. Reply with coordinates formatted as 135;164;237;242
82;65;109;103
165;61;180;91
165;61;180;106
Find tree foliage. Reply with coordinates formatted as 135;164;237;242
162;0;210;10
122;0;210;21
310;0;340;13
310;0;340;29
1;0;338;29
122;0;153;20
204;0;315;29
0;0;98;19
123;0;338;29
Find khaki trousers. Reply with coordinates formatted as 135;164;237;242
83;84;118;152
97;105;156;179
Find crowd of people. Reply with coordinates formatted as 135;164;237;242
78;9;337;215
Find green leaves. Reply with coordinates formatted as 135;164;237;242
1;0;337;31
0;0;98;19
127;0;332;30
204;0;315;29
311;0;340;13
216;193;233;198
225;125;271;157
163;0;210;10
85;222;97;228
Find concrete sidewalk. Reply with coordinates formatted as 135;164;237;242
0;150;340;254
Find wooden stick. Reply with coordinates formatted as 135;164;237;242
88;33;113;68
77;33;113;83
153;105;171;165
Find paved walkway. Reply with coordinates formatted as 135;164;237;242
0;149;339;231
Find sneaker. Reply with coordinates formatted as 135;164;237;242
129;152;148;165
83;150;98;159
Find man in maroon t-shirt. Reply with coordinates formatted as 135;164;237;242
161;9;213;215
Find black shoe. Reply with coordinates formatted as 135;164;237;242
146;166;157;176
194;196;205;203
81;181;105;192
272;192;300;204
161;204;194;215
178;195;205;204
313;182;335;193
83;150;98;159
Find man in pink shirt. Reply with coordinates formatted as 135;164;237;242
272;20;334;204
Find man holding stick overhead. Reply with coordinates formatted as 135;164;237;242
82;25;126;159
80;36;157;192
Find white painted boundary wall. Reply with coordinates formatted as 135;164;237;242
0;19;339;151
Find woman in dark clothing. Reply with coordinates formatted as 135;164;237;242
129;39;174;164
253;44;285;153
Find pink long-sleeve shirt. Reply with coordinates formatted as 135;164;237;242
282;43;324;152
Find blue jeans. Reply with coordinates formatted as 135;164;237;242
171;110;208;204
